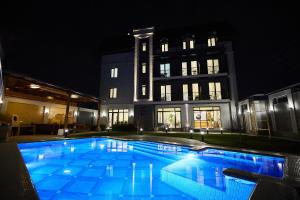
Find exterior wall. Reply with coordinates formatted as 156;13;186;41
99;52;135;127
100;104;134;126
239;87;300;136
99;27;239;131
238;98;270;135
0;96;97;126
268;89;298;134
292;90;300;133
100;52;134;105
153;102;232;131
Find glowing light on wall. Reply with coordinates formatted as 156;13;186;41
44;107;50;114
129;110;134;117
30;84;40;89
71;94;79;99
101;110;107;117
289;102;294;109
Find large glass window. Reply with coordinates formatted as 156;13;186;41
161;85;171;101
111;68;118;78
182;62;188;76
109;88;117;99
160;63;170;77
207;59;219;74
142;63;147;74
182;84;189;101
192;83;200;100
193;107;221;129
209;82;222;100
108;109;129;126
191;61;198;75
157;108;181;128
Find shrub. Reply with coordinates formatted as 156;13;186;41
112;123;136;131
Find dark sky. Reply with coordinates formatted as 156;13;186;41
1;1;299;99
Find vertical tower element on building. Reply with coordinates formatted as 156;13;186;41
133;27;154;102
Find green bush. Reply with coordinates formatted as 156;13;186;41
112;123;136;131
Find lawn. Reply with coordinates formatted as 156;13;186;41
69;131;300;155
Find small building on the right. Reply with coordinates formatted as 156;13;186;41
238;83;300;137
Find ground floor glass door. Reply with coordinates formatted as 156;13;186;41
193;107;221;129
157;108;181;128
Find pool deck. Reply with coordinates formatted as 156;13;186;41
1;135;300;200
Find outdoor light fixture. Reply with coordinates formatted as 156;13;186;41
71;94;79;99
47;96;54;100
200;131;205;142
220;127;223;134
74;110;78;116
140;128;144;135
189;129;194;139
30;84;40;89
206;127;209;134
165;126;169;133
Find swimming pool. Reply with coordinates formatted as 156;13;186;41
18;138;285;200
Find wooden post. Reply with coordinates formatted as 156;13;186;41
64;92;71;137
97;100;101;132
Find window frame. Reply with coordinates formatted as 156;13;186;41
161;85;171;101
110;68;118;78
109;88;117;99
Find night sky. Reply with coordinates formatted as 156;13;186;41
1;1;299;99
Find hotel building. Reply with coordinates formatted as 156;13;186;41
99;25;239;131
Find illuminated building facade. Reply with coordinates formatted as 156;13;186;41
99;25;239;131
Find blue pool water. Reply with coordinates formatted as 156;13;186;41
18;138;285;200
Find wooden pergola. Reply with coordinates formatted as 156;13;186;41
2;70;102;136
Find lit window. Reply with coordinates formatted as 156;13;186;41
182;84;189;101
193;107;221;129
182;62;188;76
142;43;147;51
207;59;219;74
157;108;181;128
109;88;117;99
111;68;118;78
161;85;171;101
190;40;194;49
161;43;168;52
191;61;198;75
108;109;129;126
208;37;216;47
183;41;186;50
142;85;146;96
160;63;170;77
192;83;200;100
142;63;146;74
209;82;221;100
